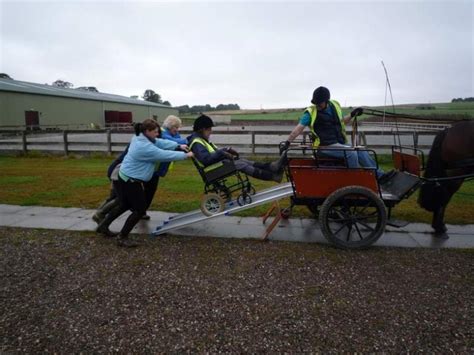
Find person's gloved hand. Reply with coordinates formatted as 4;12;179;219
227;147;240;159
350;107;364;118
280;141;291;153
223;151;235;160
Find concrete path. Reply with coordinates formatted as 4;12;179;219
0;204;472;248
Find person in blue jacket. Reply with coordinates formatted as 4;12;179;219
97;118;193;247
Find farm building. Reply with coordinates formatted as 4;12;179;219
0;78;178;130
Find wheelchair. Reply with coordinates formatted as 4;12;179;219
192;158;256;216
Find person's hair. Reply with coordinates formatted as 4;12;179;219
134;118;161;137
163;115;182;130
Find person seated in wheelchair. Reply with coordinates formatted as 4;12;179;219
283;86;395;182
188;115;286;182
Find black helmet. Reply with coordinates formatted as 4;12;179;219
311;86;330;105
193;114;215;131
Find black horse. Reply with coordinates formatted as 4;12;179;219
418;120;474;236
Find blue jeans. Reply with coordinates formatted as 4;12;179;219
319;143;384;178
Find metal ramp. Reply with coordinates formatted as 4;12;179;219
153;183;293;236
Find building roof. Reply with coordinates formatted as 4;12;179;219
0;78;172;108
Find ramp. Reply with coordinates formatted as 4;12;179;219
153;183;293;236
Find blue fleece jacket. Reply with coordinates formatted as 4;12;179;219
120;133;186;182
187;132;228;167
161;129;187;144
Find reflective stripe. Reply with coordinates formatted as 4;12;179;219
189;137;223;171
305;100;346;148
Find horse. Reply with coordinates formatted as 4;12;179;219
418;120;474;236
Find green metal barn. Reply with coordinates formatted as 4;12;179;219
0;78;178;130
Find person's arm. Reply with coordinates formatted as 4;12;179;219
287;124;306;143
191;142;227;167
154;138;179;151
162;130;188;144
132;142;188;163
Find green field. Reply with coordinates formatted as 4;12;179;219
180;101;474;122
0;155;473;224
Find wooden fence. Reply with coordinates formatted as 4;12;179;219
0;128;437;156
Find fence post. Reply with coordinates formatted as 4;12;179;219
106;129;112;156
63;130;69;156
22;131;27;154
413;132;418;149
251;131;256;155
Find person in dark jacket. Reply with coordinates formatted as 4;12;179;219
188;115;285;182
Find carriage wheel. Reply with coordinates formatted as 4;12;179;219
237;193;252;206
201;193;226;216
319;186;387;249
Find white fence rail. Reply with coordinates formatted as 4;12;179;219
0;128;439;156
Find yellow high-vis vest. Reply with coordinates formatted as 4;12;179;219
305;99;347;148
189;137;224;172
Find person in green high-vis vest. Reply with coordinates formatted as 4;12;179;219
284;86;393;181
188;115;286;182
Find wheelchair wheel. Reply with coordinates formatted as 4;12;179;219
247;185;256;195
201;193;225;216
237;193;252;206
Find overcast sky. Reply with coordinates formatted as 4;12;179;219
1;0;472;108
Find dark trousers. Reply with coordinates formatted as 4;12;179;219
115;177;148;237
97;175;161;238
144;174;160;211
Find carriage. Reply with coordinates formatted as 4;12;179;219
276;142;423;249
158;119;472;249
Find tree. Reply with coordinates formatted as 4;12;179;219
162;100;172;106
52;79;74;89
143;89;162;103
77;86;99;92
0;73;13;79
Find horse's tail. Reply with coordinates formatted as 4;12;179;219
418;128;448;211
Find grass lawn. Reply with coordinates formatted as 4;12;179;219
0;154;473;224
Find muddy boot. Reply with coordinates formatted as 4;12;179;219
96;205;124;237
251;168;282;182
269;154;287;173
92;199;108;224
93;198;120;224
116;234;139;248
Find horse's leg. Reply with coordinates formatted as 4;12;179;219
432;205;447;235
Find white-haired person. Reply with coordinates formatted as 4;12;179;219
161;115;187;144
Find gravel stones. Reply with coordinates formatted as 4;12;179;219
0;227;473;353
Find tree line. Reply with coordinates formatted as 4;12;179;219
175;103;240;114
451;97;474;102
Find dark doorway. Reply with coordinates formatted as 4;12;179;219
105;110;133;127
25;111;40;130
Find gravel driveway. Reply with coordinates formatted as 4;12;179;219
1;227;472;353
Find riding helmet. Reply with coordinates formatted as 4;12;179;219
193;114;215;131
311;86;331;105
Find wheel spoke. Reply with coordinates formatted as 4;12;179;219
354;222;365;240
331;220;352;235
355;220;376;232
346;224;353;241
